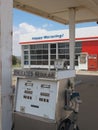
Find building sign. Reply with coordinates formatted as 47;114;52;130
32;34;64;40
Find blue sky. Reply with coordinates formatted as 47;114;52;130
13;8;98;31
13;9;68;31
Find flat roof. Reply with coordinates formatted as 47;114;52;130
14;0;98;24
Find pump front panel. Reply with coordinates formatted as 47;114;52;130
15;78;58;120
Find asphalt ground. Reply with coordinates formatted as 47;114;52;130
75;74;98;130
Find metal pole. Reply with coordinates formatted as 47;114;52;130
0;0;13;130
69;8;76;70
48;43;51;70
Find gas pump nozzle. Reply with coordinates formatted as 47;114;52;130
70;92;82;113
64;89;82;112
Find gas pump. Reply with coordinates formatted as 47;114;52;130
13;59;81;130
78;53;88;70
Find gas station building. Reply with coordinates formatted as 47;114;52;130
20;26;98;71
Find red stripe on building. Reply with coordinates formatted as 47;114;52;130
19;36;98;44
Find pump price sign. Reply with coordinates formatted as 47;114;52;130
14;69;55;79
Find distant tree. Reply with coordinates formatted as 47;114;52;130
17;57;21;65
12;55;17;65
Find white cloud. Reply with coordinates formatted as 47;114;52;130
42;23;53;28
13;22;48;56
19;23;36;34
